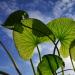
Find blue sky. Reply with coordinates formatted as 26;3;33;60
0;0;75;75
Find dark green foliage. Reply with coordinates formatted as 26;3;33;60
1;10;75;75
37;54;65;75
21;18;53;37
3;10;29;33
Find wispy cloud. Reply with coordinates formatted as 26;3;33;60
0;1;18;16
28;10;53;23
52;0;75;18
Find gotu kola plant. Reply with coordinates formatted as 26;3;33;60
47;18;75;74
13;18;53;75
1;10;29;75
3;10;54;75
20;17;65;74
13;18;65;75
2;10;73;75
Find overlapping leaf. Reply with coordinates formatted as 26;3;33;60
47;18;75;58
69;40;75;61
22;18;53;37
3;10;29;33
37;54;64;75
13;18;51;60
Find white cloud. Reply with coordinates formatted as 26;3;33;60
65;13;75;20
52;0;75;18
0;1;18;15
28;10;52;23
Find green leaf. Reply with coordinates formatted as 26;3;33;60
21;18;53;37
0;71;9;75
13;18;50;60
47;18;75;58
37;54;65;75
69;40;75;61
3;10;29;33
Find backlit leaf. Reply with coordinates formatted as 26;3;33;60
47;18;75;58
37;54;64;75
13;18;50;60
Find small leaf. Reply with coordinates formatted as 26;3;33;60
3;10;29;33
37;54;65;75
0;71;9;75
21;18;53;37
47;18;75;58
13;19;50;60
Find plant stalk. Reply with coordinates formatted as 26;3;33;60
53;40;59;54
47;36;60;56
30;59;36;75
37;45;41;62
69;48;75;71
0;41;22;75
57;69;74;74
47;36;64;75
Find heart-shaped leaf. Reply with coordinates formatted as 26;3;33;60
37;54;65;75
3;10;29;33
13;18;50;60
47;18;75;58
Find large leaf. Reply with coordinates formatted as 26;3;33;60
37;54;65;75
3;10;29;33
21;18;53;37
13;19;50;60
69;40;75;61
47;18;75;58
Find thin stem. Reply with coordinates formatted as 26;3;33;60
30;59;36;75
0;41;22;75
53;40;59;55
48;36;60;56
57;69;74;74
69;48;75;71
61;67;64;75
53;39;64;75
47;36;64;75
37;45;41;62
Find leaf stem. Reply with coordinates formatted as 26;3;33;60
47;36;64;75
0;41;22;75
37;45;41;62
57;69;74;74
47;36;60;56
69;48;75;71
53;40;59;55
30;59;36;75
